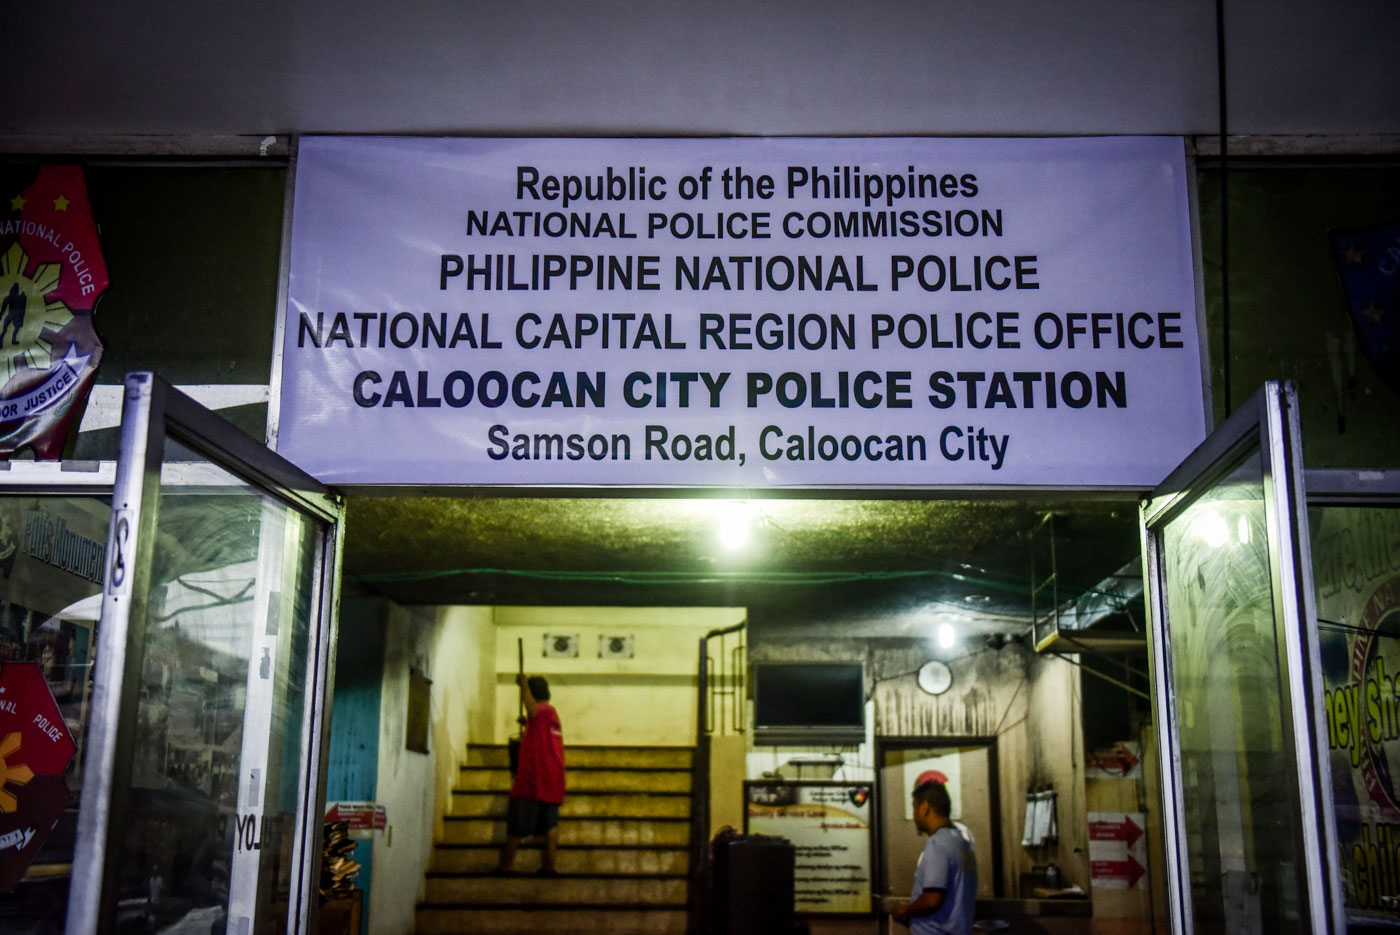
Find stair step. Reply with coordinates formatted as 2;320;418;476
467;745;693;769
415;906;687;934
442;817;690;846
450;791;691;818
424;873;687;905
457;767;692;793
432;845;688;874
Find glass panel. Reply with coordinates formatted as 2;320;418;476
117;451;321;935
1310;504;1400;924
0;495;109;935
1159;450;1304;932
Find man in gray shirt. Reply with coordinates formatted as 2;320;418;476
892;778;977;935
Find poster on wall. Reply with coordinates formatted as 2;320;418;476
279;136;1205;489
902;752;961;820
1330;223;1400;398
324;801;387;840
1315;505;1400;913
745;780;873;914
0;165;108;459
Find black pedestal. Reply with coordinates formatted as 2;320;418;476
712;835;795;935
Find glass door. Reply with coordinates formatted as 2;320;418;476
1305;468;1400;927
64;373;343;935
1141;381;1341;935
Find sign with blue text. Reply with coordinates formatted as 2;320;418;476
280;137;1205;488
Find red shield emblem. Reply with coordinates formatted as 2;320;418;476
0;166;108;459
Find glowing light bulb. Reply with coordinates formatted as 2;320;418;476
938;623;956;648
716;502;752;551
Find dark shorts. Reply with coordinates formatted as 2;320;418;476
506;797;560;837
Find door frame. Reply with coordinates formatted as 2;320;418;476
873;735;1004;901
1140;380;1341;934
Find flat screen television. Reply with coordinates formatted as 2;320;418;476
752;662;866;745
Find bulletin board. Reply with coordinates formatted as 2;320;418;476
744;780;875;915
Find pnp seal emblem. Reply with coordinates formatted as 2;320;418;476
0;165;108;459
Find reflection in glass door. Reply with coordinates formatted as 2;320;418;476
1142;382;1341;934
120;458;323;934
1306;470;1400;926
0;468;113;935
66;375;342;935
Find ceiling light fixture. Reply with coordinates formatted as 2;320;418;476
716;501;754;551
937;623;956;649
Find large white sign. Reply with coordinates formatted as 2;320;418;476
280;137;1205;487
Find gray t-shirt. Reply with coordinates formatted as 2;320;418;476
910;825;977;935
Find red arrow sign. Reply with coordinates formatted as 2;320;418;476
1091;855;1146;888
1086;743;1140;775
1089;815;1144;848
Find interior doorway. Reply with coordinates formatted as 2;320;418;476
876;738;1003;902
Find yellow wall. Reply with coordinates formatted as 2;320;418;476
1083;724;1167;935
491;605;745;746
708;734;749;838
1016;654;1089;891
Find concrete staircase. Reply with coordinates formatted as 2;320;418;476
416;744;694;934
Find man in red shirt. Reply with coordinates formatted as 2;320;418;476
496;673;566;875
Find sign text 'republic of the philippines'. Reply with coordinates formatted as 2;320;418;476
280;137;1205;488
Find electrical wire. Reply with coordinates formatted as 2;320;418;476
868;645;997;685
994;675;1028;737
1052;652;1150;701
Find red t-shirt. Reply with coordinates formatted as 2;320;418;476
511;701;565;804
